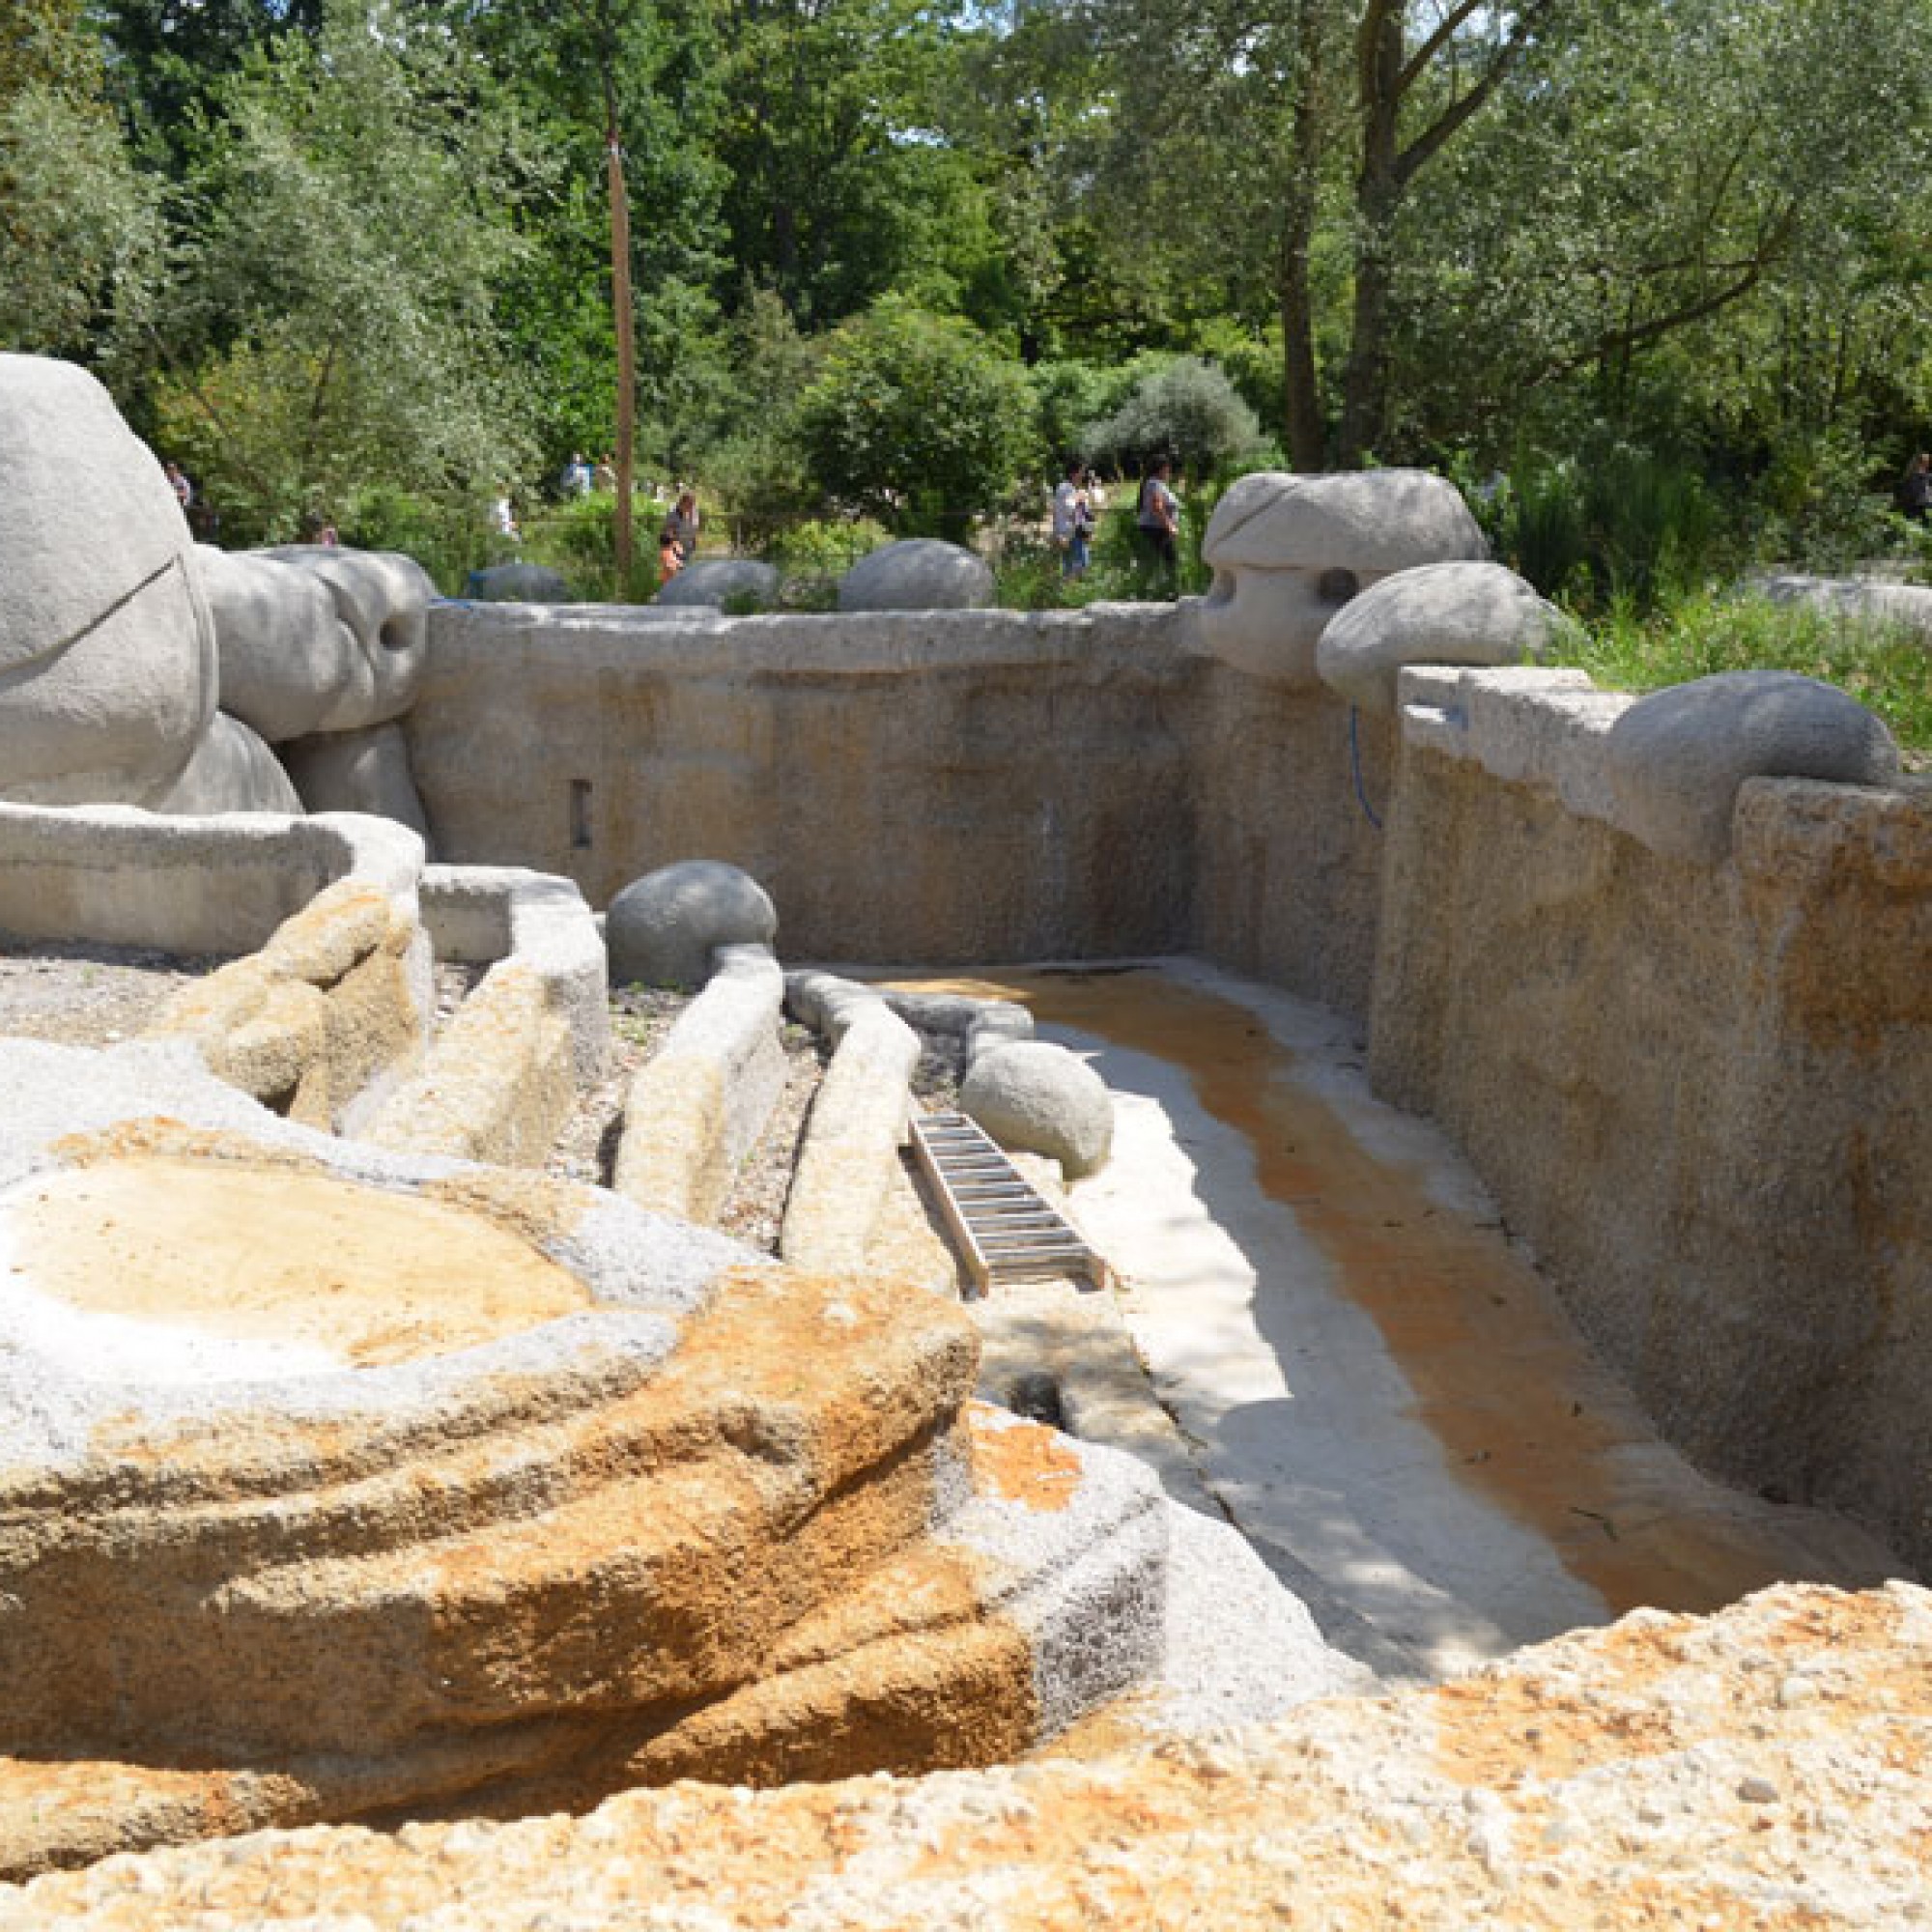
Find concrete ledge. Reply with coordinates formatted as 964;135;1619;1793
421;864;610;1082
360;962;575;1168
613;945;785;1222
780;996;921;1274
0;802;423;954
1399;664;1913;865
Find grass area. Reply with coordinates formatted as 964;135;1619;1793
1545;590;1932;759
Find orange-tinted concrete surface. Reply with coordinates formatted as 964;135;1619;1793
898;964;1900;1656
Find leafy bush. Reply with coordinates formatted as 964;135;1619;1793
793;299;1037;540
1485;446;1728;612
1750;430;1903;573
1027;359;1117;469
1079;356;1264;479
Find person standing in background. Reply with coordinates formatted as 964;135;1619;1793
665;488;700;563
1136;455;1180;587
1052;458;1094;580
1900;452;1932;523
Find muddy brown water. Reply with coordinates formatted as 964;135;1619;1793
909;966;1898;1622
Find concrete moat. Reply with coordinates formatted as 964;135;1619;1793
906;960;1900;1677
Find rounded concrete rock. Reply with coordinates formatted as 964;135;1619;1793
202;544;434;744
279;722;430;839
148;712;303;816
1190;469;1486;686
607;860;779;989
1316;560;1565;713
657;558;781;610
960;1040;1114;1179
838;539;995;612
465;562;573;604
1605;670;1902;866
0;354;218;805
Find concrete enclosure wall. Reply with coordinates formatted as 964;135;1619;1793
412;599;1932;1572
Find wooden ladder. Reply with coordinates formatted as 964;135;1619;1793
908;1110;1113;1297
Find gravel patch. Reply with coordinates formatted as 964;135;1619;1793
910;1028;966;1109
718;1022;826;1252
0;939;230;1048
546;983;687;1187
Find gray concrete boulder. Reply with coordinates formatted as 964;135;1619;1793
1316;560;1565;714
658;558;781;611
147;713;303;816
607;859;779;989
1756;574;1932;641
960;1039;1114;1179
1605;670;1901;865
1189;469;1486;685
0;354;218;806
278;722;430;840
838;539;995;612
201;544;434;744
464;562;573;604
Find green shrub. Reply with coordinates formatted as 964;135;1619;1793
793;299;1037;540
1079;357;1264;480
1487;447;1728;613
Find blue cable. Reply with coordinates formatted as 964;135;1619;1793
1350;705;1383;831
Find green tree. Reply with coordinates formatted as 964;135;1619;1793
1393;0;1932;469
0;0;163;364
147;0;531;542
793;298;1035;535
0;81;164;362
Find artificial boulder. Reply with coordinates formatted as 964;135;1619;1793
838;539;995;612
202;545;434;745
279;722;430;840
960;1039;1114;1179
658;558;782;611
607;860;779;989
1316;560;1565;714
1189;469;1486;685
147;713;303;817
464;562;573;603
0;354;218;806
1605;670;1901;866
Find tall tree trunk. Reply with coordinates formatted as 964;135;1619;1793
1338;0;1403;465
1279;0;1328;470
606;113;636;592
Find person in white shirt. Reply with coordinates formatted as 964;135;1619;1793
1051;458;1094;579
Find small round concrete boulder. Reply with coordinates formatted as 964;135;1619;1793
1316;560;1565;713
465;562;573;603
147;712;303;816
838;539;994;612
1190;469;1486;685
960;1040;1114;1179
607;860;779;989
658;558;781;611
1605;670;1901;866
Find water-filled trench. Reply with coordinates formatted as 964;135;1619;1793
900;960;1896;1677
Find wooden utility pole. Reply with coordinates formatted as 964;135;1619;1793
604;65;636;591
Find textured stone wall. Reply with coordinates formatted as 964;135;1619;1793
411;606;1198;966
1372;689;1932;1573
411;605;1932;1567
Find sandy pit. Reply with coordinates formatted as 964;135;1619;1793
2;1154;590;1375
